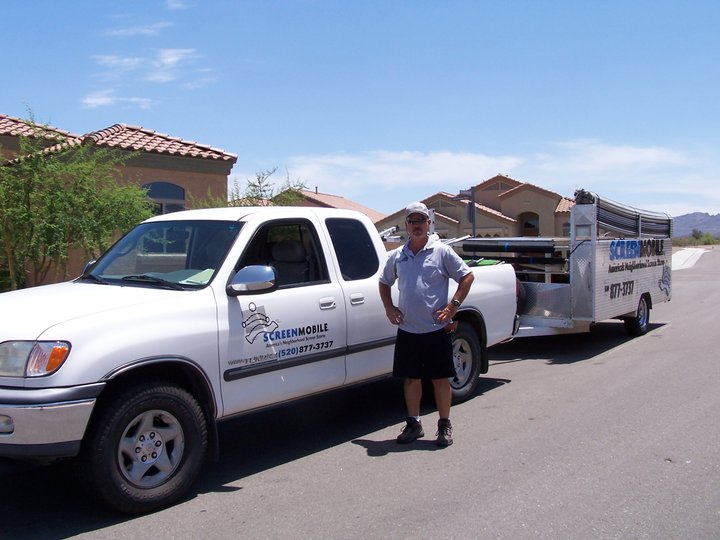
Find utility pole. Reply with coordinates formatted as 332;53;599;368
458;187;476;237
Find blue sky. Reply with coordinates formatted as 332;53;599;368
4;0;719;217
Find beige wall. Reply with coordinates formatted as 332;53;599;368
554;213;571;236
500;191;560;237
474;177;520;211
119;164;228;208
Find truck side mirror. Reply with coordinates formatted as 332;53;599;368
226;265;278;296
82;260;97;275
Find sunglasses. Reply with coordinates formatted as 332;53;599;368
406;218;428;224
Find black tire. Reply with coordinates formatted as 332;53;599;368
449;321;485;403
77;383;208;514
624;295;650;336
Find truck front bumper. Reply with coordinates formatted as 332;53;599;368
0;383;105;459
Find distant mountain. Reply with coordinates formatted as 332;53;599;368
673;212;720;237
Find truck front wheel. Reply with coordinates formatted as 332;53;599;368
449;321;485;403
77;383;208;514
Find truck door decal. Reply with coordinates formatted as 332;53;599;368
241;302;278;344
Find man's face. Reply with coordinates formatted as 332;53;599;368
406;213;429;238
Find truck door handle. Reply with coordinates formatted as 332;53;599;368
319;297;336;310
349;293;365;305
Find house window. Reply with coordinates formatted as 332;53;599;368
143;181;186;215
519;212;540;237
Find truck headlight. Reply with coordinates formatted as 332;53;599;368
0;341;71;377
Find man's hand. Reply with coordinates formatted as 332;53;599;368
385;306;404;325
434;303;458;325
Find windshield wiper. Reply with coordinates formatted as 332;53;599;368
76;273;110;285
121;274;185;291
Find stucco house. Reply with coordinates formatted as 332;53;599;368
1;114;237;213
374;174;574;243
1;113;237;284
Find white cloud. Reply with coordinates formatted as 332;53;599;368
232;140;719;217
515;139;718;216
81;90;116;108
105;21;173;37
147;48;199;82
157;48;197;68
93;54;144;72
91;49;204;85
184;68;218;89
81;90;152;110
535;139;688;174
285;150;521;196
166;0;191;10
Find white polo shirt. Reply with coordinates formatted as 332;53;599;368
380;235;471;334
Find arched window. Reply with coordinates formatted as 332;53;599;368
143;181;186;215
518;212;540;237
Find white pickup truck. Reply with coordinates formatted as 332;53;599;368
0;207;517;513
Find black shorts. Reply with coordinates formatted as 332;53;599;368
393;328;455;380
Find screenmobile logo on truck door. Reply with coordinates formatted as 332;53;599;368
228;301;335;369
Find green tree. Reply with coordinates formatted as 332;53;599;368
270;168;308;206
189;167;307;209
0;121;154;290
691;228;703;240
699;232;717;245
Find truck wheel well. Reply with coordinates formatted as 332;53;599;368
455;311;487;346
86;361;218;461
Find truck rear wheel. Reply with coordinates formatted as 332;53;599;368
77;383;208;514
624;295;650;336
449;321;485;403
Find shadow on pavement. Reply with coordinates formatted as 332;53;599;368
0;322;662;537
490;321;665;365
0;376;510;538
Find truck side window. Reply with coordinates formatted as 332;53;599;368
325;218;379;281
238;220;327;287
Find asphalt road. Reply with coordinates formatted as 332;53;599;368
1;248;718;539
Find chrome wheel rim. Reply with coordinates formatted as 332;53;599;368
117;409;185;488
451;337;473;389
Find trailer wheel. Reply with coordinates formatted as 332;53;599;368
449;321;484;403
77;383;208;514
624;295;650;336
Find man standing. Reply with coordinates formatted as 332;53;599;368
379;202;474;447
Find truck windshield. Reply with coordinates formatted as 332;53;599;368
82;220;242;289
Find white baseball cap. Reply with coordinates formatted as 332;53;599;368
405;201;430;219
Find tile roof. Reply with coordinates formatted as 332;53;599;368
0;113;77;140
298;189;385;223
1;114;236;164
472;174;523;191
434;211;458;225
430;192;516;222
497;181;563;200
458;198;517;222
556;197;575;213
378;191;516;225
84;124;237;163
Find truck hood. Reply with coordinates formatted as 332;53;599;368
0;281;193;340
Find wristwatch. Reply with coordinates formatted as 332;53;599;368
450;299;461;308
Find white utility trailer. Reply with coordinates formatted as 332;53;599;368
457;189;673;337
